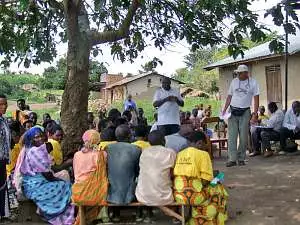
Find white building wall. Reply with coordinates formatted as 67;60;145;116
125;74;181;98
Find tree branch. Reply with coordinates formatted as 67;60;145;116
90;0;141;46
47;0;64;12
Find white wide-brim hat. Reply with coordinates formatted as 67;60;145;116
235;64;249;73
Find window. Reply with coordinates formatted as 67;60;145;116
147;78;151;87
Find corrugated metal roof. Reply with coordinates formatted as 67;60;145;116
204;34;300;70
105;72;185;89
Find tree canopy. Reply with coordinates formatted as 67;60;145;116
1;0;298;69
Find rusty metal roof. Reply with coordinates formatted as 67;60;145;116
104;71;185;89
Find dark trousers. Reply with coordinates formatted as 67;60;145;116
250;127;262;153
157;124;180;136
251;127;280;152
280;127;300;150
0;159;7;217
261;130;280;151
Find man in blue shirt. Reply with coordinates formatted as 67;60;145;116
106;124;141;221
124;94;137;111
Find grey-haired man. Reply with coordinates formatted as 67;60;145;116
222;65;259;167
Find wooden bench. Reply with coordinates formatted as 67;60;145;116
78;202;189;225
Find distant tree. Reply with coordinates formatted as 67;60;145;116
140;57;163;73
0;79;13;95
40;58;108;89
89;61;108;83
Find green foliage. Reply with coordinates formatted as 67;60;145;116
0;72;64;103
6;106;60;122
1;0;297;69
89;61;108;83
140;57;163;73
0;79;13;95
39;58;108;89
0;73;41;100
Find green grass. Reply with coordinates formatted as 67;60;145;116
8;89;63;104
111;97;222;123
6;107;60;124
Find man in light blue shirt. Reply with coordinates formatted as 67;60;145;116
165;124;192;153
124;94;137;111
280;101;300;152
250;102;284;157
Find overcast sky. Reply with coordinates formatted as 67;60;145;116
5;0;296;76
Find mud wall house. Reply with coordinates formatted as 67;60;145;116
104;72;185;104
204;35;300;109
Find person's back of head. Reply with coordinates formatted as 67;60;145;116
186;131;207;150
101;127;116;141
192;108;198;117
179;124;194;139
268;102;278;114
108;108;121;123
115;117;128;127
115;124;131;142
148;130;165;146
122;110;132;122
135;125;149;140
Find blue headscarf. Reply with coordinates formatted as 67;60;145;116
23;127;43;148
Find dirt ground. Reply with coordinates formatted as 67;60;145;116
6;152;300;225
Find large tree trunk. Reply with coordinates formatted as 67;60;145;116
61;1;91;156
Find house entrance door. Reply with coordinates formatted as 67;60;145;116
265;64;282;105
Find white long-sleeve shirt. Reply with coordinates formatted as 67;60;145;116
266;109;284;132
283;108;300;131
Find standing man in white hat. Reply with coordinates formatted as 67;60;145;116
222;65;259;167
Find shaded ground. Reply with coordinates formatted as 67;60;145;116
7;152;300;225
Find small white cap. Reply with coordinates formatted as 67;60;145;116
235;64;249;73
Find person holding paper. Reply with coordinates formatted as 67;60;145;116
222;65;259;167
279;101;300;152
250;102;284;157
153;77;184;136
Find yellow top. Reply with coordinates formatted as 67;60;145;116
132;140;151;150
12;110;28;124
6;144;21;177
174;147;213;181
98;141;116;151
258;115;269;121
48;139;63;166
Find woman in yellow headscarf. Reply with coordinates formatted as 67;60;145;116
173;131;228;225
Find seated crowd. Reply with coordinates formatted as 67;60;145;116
2;98;228;225
249;101;300;157
3;96;299;225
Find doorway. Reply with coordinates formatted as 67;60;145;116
265;64;282;105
